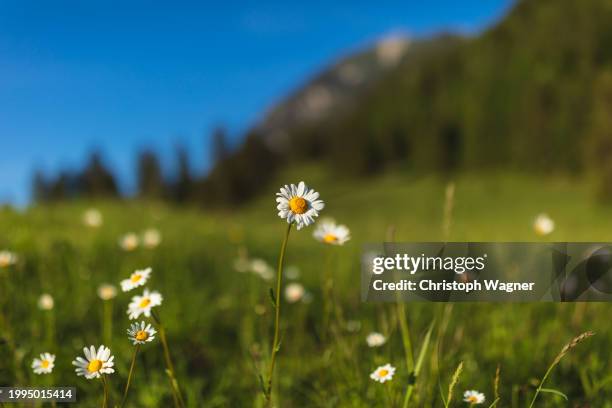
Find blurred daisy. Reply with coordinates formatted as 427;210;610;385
370;363;396;383
37;293;54;311
533;213;555;236
32;353;55;375
345;320;362;333
142;228;162;248
313;221;351;245
121;267;152;292
276;181;324;230
119;233;139;251
127;289;162;319
83;208;103;228
127;321;157;345
0;250;18;268
366;332;387;347
284;283;305;303
250;259;274;281
72;345;114;379
97;284;118;301
463;390;485;404
285;265;300;280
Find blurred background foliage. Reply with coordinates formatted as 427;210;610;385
28;0;612;206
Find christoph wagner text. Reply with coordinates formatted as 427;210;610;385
372;254;487;275
372;279;535;293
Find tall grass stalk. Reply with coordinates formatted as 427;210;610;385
528;331;594;408
444;361;463;408
442;182;455;241
120;345;140;408
322;248;334;341
403;322;434;407
265;223;292;407
152;311;185;408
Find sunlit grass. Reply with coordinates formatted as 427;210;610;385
0;168;610;406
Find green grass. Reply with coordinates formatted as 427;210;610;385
0;169;610;407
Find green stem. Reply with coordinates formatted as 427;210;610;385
265;223;292;407
101;375;109;408
322;248;334;340
120;345;140;408
528;363;556;408
152;311;185;408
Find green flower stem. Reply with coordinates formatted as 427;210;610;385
152;311;185;408
120;345;140;408
101;374;109;408
265;223;292;407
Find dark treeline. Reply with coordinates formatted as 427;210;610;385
32;0;612;205
33;127;280;207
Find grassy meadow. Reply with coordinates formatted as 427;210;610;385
0;168;611;407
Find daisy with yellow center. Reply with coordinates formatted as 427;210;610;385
276;181;324;230
313;220;351;245
127;321;157;345
463;390;485;404
0;250;18;268
370;363;396;383
121;267;152;292
72;345;115;379
142;228;162;248
284;282;305;303
37;293;54;311
83;208;103;228
97;283;118;300
32;352;55;375
366;332;387;347
533;213;555;236
127;288;163;319
119;233;140;251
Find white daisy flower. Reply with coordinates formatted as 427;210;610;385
142;228;162;248
127;289;163;319
127;321;157;345
72;345;115;379
284;283;305;303
366;332;387;347
313;220;351;245
121;267;152;292
32;353;55;375
276;181;324;230
119;233;139;251
97;284;118;300
463;390;486;404
250;259;274;281
37;293;54;311
370;363;396;383
83;208;103;228
0;250;18;268
533;213;554;236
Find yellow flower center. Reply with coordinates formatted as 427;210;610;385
41;360;50;368
289;197;308;214
131;274;142;283
139;298;151;308
87;359;103;373
467;396;478;402
323;233;338;243
135;330;149;341
378;369;389;377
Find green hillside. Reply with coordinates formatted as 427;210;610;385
203;0;612;205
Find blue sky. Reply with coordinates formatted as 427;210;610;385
0;0;514;205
